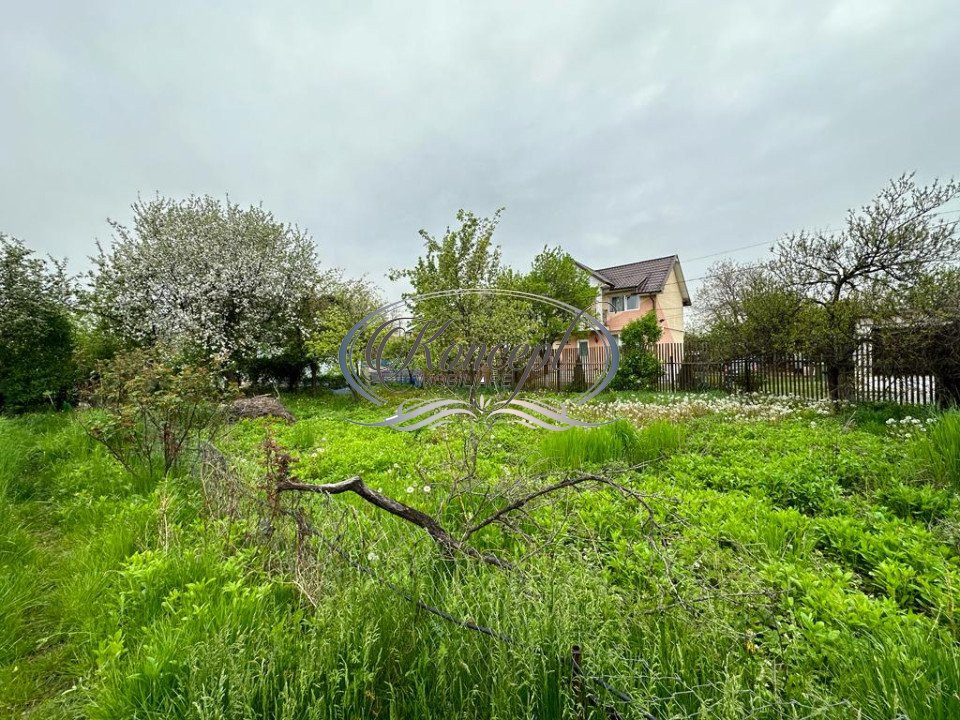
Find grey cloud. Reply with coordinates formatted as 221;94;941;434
1;0;957;299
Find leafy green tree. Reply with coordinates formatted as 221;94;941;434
774;173;960;402
875;269;960;407
520;246;596;343
611;311;662;390
304;274;382;389
695;260;805;361
389;209;533;348
243;274;380;391
0;235;75;410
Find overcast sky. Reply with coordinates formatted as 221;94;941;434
2;1;958;301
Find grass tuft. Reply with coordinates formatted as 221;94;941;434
538;419;685;470
914;410;960;488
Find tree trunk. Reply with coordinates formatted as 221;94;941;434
937;371;960;409
826;365;841;405
572;354;586;391
825;361;855;406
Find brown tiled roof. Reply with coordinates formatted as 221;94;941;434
576;255;675;291
575;255;691;306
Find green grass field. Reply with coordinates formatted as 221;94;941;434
1;392;959;719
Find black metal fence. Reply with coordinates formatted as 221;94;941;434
512;343;937;404
651;341;937;404
379;347;614;394
366;342;940;405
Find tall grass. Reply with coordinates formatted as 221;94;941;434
4;400;960;718
538;419;685;470
915;410;960;488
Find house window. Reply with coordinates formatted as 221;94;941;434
578;340;589;358
610;295;623;312
626;294;640;310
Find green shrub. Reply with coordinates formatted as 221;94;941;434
914;411;960;488
538;419;684;469
84;349;237;486
610;311;663;390
245;352;308;390
314;370;348;390
72;320;127;384
0;235;75;411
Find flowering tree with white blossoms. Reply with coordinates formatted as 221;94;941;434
90;195;331;372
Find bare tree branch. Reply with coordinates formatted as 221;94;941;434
461;467;660;541
275;475;514;570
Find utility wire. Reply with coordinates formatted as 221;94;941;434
610;213;960;298
684;241;773;263
660;209;960;278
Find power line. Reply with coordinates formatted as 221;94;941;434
684;241;773;263
676;210;960;270
649;217;960;295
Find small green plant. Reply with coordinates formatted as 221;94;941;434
610;311;663;390
849;402;935;435
538;419;684;469
84;349;236;485
914;410;960;488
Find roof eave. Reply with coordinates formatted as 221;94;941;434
670;256;692;306
574;260;613;286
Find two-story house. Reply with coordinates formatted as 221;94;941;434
573;255;691;353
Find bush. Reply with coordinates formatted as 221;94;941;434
315;370;348;390
245;352;308;390
0;236;75;411
71;320;128;385
84;349;237;486
610;311;663;390
914;410;960;488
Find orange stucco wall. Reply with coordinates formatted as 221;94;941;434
558;266;687;352
604;297;656;333
584;295;682;347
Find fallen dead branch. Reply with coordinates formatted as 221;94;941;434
263;435;668;573
461;467;662;541
275;474;513;570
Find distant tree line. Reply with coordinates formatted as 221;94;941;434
1;195;383;411
2;198;663;412
693;174;960;405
